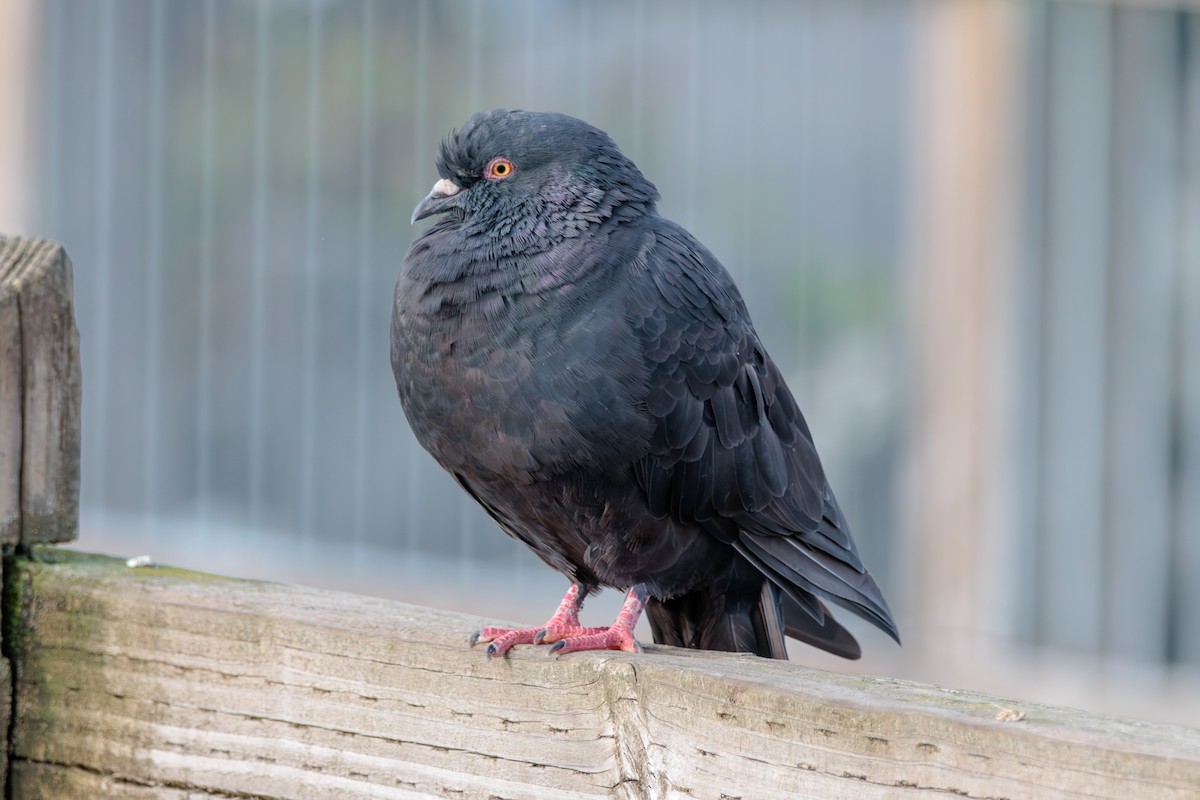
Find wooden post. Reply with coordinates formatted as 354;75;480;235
0;235;79;798
0;235;81;545
6;548;1199;799
904;0;1023;661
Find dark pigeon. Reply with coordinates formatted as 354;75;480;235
392;109;899;660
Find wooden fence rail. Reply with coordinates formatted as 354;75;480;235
4;547;1198;800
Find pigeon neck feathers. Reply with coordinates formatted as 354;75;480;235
415;110;659;272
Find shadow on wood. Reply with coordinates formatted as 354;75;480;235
6;548;1199;799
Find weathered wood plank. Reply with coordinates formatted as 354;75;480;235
0;235;81;546
0;263;20;543
12;762;192;800
7;548;1200;800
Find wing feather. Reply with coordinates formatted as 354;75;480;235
631;219;899;645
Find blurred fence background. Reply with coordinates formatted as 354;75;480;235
1;0;1197;726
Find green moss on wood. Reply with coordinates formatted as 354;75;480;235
3;552;32;660
25;544;236;584
5;551;104;753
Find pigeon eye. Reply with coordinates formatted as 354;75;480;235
485;157;515;181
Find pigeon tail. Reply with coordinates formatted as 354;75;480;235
645;580;863;660
643;580;784;659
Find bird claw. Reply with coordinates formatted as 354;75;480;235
535;624;610;645
474;622;641;658
475;584;647;660
547;628;642;656
472;626;541;659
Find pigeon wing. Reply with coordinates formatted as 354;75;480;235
629;219;899;644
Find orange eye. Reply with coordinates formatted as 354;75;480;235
485;156;515;180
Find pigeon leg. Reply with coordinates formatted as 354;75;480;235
548;585;648;656
471;583;608;660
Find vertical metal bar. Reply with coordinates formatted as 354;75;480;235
631;0;644;156
575;0;590;118
793;2;814;358
468;0;482;111
1102;9;1179;661
44;0;64;236
459;0;483;580
523;0;536;106
197;0;217;526
1007;0;1049;647
353;0;376;552
249;0;271;534
1037;2;1112;654
143;0;166;530
407;0;430;566
89;0;116;515
740;0;756;287
300;0;324;544
1171;11;1200;666
684;0;699;228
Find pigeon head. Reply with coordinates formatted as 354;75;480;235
410;110;659;243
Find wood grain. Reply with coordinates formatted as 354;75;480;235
7;548;1200;800
0;257;20;544
0;236;81;546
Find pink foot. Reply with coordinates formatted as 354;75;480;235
548;624;643;655
547;586;646;655
470;625;542;659
472;584;601;659
471;584;649;659
535;623;610;645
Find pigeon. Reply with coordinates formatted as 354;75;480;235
392;109;899;660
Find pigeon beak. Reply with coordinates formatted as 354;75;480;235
411;178;465;224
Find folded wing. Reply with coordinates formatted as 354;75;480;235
630;220;900;652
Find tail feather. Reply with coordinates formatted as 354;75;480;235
648;575;873;662
645;579;863;661
781;592;862;660
646;580;788;659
